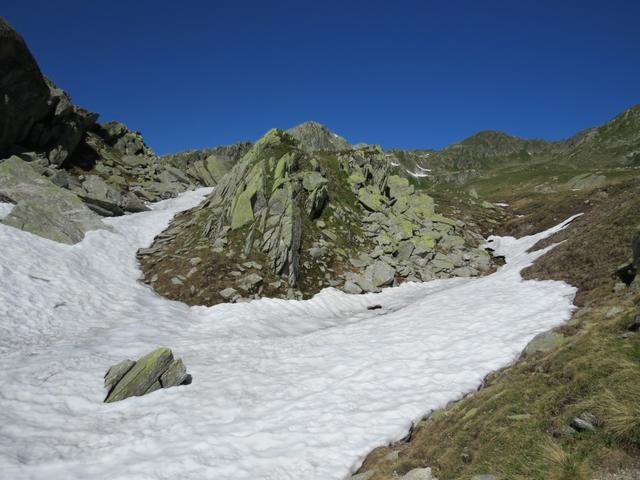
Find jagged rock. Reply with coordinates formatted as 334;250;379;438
139;129;491;305
161;142;252;185
104;347;190;403
104;359;135;392
160;358;190;388
0;156;106;243
286;121;350;151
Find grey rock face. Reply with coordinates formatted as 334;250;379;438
0;156;106;243
0;17;54;156
104;347;191;403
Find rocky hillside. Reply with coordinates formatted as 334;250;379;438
138;129;492;305
0;17;201;242
389;105;640;183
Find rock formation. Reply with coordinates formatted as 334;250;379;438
139;129;492;305
0;16;197;242
104;347;191;403
286;120;350;151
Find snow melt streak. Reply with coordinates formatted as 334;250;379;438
0;189;577;480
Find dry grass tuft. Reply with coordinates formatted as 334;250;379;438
597;388;640;445
542;439;589;480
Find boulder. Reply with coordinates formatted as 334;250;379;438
368;261;396;287
0;156;106;243
522;331;566;357
104;347;191;403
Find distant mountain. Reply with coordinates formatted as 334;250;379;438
286;121;350;151
389;105;640;182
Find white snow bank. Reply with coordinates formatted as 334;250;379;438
0;202;15;220
406;169;430;178
0;188;578;480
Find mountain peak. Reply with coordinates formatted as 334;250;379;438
286;121;350;151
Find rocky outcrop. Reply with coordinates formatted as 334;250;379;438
0;156;105;243
0;18;201;243
0;17;55;156
286;121;350;151
161;142;252;186
104;347;191;403
138;130;493;306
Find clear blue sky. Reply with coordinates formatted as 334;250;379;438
4;1;640;154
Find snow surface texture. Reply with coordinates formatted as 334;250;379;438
0;202;14;220
0;188;578;480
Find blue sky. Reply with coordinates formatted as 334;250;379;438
4;1;640;154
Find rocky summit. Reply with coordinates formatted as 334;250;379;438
286;120;351;151
0;17;200;243
138;129;492;305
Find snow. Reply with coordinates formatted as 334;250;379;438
494;202;510;207
0;188;578;480
0;202;14;219
406;169;430;178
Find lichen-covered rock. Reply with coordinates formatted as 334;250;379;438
104;359;135;392
139;130;493;306
0;156;106;243
104;347;191;403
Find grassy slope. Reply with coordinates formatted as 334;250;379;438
356;167;640;479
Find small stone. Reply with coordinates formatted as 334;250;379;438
189;257;202;266
238;273;263;291
220;287;239;301
343;281;362;294
171;277;184;286
570;412;597;432
242;261;263;270
402;467;435;480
